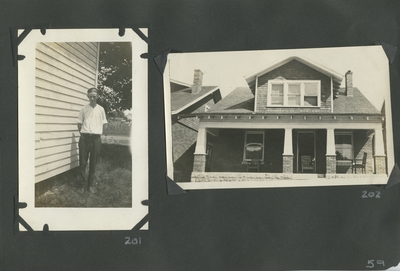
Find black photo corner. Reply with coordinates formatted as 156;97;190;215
2;1;400;270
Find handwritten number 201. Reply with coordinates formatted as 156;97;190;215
125;237;141;245
362;191;380;199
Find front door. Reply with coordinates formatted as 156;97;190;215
297;131;316;173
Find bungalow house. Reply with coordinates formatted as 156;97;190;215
188;57;387;182
171;69;222;182
35;42;100;184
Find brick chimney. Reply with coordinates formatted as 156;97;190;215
192;69;203;94
345;70;353;97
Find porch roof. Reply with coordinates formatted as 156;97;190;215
171;85;219;113
205;87;381;115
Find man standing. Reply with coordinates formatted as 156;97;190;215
77;88;108;193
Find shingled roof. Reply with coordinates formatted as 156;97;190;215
333;88;381;114
208;87;254;114
207;86;381;115
171;86;219;113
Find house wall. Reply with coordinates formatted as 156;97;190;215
256;60;332;113
210;129;284;173
173;100;217;181
35;42;99;183
336;130;374;174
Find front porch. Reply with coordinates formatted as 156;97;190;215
189;116;387;182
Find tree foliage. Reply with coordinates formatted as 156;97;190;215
97;42;132;115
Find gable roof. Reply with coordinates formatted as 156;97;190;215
245;56;343;87
171;85;220;114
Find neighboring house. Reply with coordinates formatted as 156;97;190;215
35;42;100;183
171;70;222;182
188;57;387;182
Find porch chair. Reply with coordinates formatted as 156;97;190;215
247;160;261;172
301;155;314;173
352;152;367;174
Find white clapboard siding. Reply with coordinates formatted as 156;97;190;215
56;42;97;69
35;149;79;167
36;50;96;84
35;135;80;149
36;78;88;101
36;131;81;141
36;63;94;90
35;161;80;183
35;42;99;183
36;88;88;107
36;105;80;118
36;123;78;132
36;144;79;159
36;156;80;175
85;42;98;54
35;114;79;125
37;43;96;80
36;69;91;95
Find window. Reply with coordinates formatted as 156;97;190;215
243;131;264;161
267;80;321;107
335;133;353;160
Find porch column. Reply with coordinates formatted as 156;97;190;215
193;127;207;173
374;128;386;174
282;128;293;173
326;128;336;174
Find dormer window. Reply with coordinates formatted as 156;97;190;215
267;80;321;107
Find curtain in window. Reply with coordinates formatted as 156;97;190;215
335;134;353;160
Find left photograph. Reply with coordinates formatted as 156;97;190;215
18;29;148;231
34;42;132;208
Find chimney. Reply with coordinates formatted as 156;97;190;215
345;70;353;97
192;69;203;94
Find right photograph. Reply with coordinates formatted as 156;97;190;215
164;46;394;189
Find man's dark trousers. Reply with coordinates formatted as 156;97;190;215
79;133;101;189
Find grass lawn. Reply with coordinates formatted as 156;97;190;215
103;120;131;136
35;144;132;208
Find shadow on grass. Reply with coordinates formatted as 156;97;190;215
35;144;132;208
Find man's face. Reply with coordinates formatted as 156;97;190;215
87;92;98;103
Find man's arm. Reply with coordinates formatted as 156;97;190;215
77;123;82;133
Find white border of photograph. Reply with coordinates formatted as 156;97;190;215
164;46;394;190
18;29;148;231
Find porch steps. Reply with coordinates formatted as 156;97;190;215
292;174;325;179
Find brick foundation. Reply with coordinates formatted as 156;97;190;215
374;155;386;174
326;155;336;174
193;154;206;173
283;155;293;173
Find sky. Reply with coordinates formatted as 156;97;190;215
168;46;390;110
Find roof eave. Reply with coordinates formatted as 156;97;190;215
171;86;221;115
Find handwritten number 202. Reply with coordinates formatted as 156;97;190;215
362;190;381;199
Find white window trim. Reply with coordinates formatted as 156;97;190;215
335;132;354;160
243;131;265;162
267;80;321;107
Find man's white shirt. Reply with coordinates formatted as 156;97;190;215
77;104;108;135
